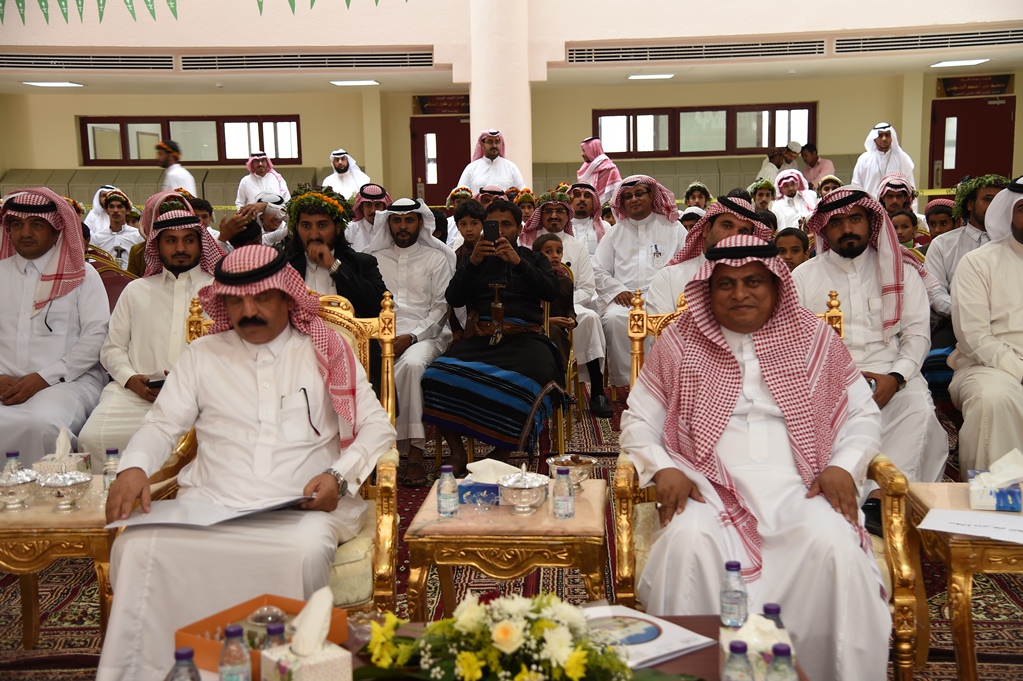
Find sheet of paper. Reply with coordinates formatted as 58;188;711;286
105;495;312;529
917;508;1023;545
583;604;715;668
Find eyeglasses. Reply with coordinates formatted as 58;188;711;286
620;189;650;202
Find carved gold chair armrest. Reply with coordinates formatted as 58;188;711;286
369;447;399;612
613;452;640;608
817;290;844;338
628;291;686;388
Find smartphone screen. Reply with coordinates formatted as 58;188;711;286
483;219;500;243
146;379;166;389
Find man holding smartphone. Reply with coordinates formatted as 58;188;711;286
79;191;222;467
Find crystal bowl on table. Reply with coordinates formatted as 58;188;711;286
546;454;597;490
497;469;549;516
37;470;92;513
0;469;40;513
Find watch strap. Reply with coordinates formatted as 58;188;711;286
887;372;906;391
329;259;342;275
324;468;348;496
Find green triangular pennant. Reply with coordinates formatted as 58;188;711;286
344;0;350;7
56;0;67;21
15;0;25;24
256;0;262;13
97;0;106;21
287;0;295;13
123;0;135;20
75;0;82;20
165;0;174;18
0;0;6;24
37;0;48;22
310;0;314;7
142;0;154;18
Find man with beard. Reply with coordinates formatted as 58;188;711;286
794;187;949;534
877;173;918;217
155;140;196;196
365;199;454;486
747;177;776;213
771;169;817;231
236;151;291;209
568;182;607;256
79;192;221;461
457;129;525;193
346;184;392;253
320;148;371;199
851;123;915;200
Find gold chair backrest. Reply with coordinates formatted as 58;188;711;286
627;290;688;388
817;290;844;338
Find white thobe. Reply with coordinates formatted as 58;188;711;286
570;217;605;257
78;266;213;466
320;168;371;200
235;172;290;209
159;163;197;196
755;159;780;183
457;157;525;193
851;149;915;199
304;256;335;295
622;328;889;681
770;192;817;231
924;224;989;318
646;254;705;314
0;251;109;463
97;326;395;681
373;242;453;445
593;214;687;385
949;239;1023;469
346;218;375;253
793;249;949;487
90;225;144;269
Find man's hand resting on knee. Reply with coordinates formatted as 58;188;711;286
105;467;151;523
300;473;340;512
806;465;858;525
653;468;705;528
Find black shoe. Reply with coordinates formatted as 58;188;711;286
862;499;884;538
589;394;614;419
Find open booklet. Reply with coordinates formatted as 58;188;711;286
105;495;312;530
583;604;715;669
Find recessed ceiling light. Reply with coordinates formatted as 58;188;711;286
22;81;84;88
628;74;674;80
930;59;989;68
330;80;379;86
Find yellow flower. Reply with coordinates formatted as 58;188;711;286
513;663;545;681
455;650;484;681
491;618;526;655
564;647;588;681
367;612;404;668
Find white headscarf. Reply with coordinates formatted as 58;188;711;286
84;184;118;231
985;178;1023;245
863;123;915;182
365;198;455;270
327;148;371;196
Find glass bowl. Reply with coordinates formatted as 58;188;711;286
545;454;596;491
498;471;549;516
37;471;92;513
0;469;40;513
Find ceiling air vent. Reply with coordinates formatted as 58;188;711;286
0;54;174;70
181;52;433;71
567;41;825;63
835;28;1023;54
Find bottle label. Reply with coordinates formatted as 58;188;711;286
553;497;574;518
218;668;251;681
438;493;459;515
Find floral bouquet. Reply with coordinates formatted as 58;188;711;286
363;592;632;681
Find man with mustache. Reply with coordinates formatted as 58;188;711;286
235;150;291;210
79;192;222;462
90;189;143;269
99;244;395;680
793;187;949;535
457;129;525;195
346;183;392;253
365;199;455;486
0;187;109;464
568;182;608;257
320;147;371;200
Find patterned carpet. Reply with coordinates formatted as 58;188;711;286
2;394;1022;679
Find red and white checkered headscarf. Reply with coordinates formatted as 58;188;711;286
473;185;508;202
141;191;224;277
610;175;679;223
198;245;359;446
471;129;505;161
577;138;622;202
667;196;772;266
352;184;392;222
519;194;574;249
774;168;809;195
245;151;288;195
639;234;872;580
1;186;87;317
568;182;607;242
806;186;907;344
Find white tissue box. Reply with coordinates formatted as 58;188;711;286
32;453;90;475
968;470;1023;512
719;615;794;681
261;642;352;681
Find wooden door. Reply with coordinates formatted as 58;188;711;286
929;96;1015;188
410;115;470;207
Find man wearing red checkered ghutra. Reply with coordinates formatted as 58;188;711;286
621;235;890;681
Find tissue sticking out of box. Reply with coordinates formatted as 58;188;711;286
465;459;521;485
54;428;72;461
988;449;1023;488
288;586;332;657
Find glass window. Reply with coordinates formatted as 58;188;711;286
127;123;162;160
679;111;726;152
943;117;957;170
636;114;669;152
775;108;810;148
275;121;298;159
87;122;122;160
168;120;219;162
425;132;438;184
224;122;252;159
262;121;277;158
599;116;629;153
736;111;770;149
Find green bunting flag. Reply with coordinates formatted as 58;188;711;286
256;0;262;14
56;0;67;21
142;0;154;18
0;0;5;24
37;0;48;22
165;0;174;18
15;0;25;24
97;0;105;21
287;0;294;13
75;0;82;20
122;0;134;19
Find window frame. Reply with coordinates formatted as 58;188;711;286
78;115;303;166
593;102;817;159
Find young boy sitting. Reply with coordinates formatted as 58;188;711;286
534;233;576;367
891;208;927;258
925;202;957;240
774;227;810;271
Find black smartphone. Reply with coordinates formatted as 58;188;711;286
146;379;166;389
483;219;500;243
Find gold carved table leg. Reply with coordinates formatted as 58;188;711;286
406;543;431;622
438;565;457;618
95;560;113;643
907;524;930;670
947;545;978;681
18;573;40;649
578;541;607;603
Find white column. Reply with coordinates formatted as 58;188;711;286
900;72;925;189
361;90;384;187
468;0;532;189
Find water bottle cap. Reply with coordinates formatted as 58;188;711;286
106;448;119;455
557;466;569;475
224;624;244;638
267;622;285;635
729;640;747;654
6;452;19;458
725;560;741;571
772;643;791;657
174;646;195;660
763;602;781;615
440;465;454;473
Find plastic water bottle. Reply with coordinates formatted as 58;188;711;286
552;466;575;519
218;624;251;681
720;561;748;627
763;602;785;629
4;451;22;473
164;647;202;681
765;643;798;680
721;640;755;681
103;448;119;493
262;621;287;649
437;464;459;518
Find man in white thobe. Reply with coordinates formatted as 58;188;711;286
457;129;525;193
0;188;109;464
365;198;454;485
155;140;197;196
754;148;783;185
568;182;608;257
320;148;372;200
577;137;622;204
346;183;392;253
770;169;817;232
90;190;144;269
949;179;1023;470
79;197;220;464
793;187;949;529
851;122;916;200
647;197;771;314
235;151;291;209
622;235;890;681
84;184;118;232
98;245;395;681
593;175;687;387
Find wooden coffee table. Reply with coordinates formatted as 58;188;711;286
0;475;115;649
404;478;608;621
906;482;1023;681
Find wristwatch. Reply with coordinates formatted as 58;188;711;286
409;333;419;345
887;372;906;392
323;468;348;497
329;259;342;275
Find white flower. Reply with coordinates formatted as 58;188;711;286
454;593;485;633
491;618;526;655
540;601;588;635
492;594;533;621
540;625;574;667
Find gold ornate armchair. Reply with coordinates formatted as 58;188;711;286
613;290;919;680
148;293;399;613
